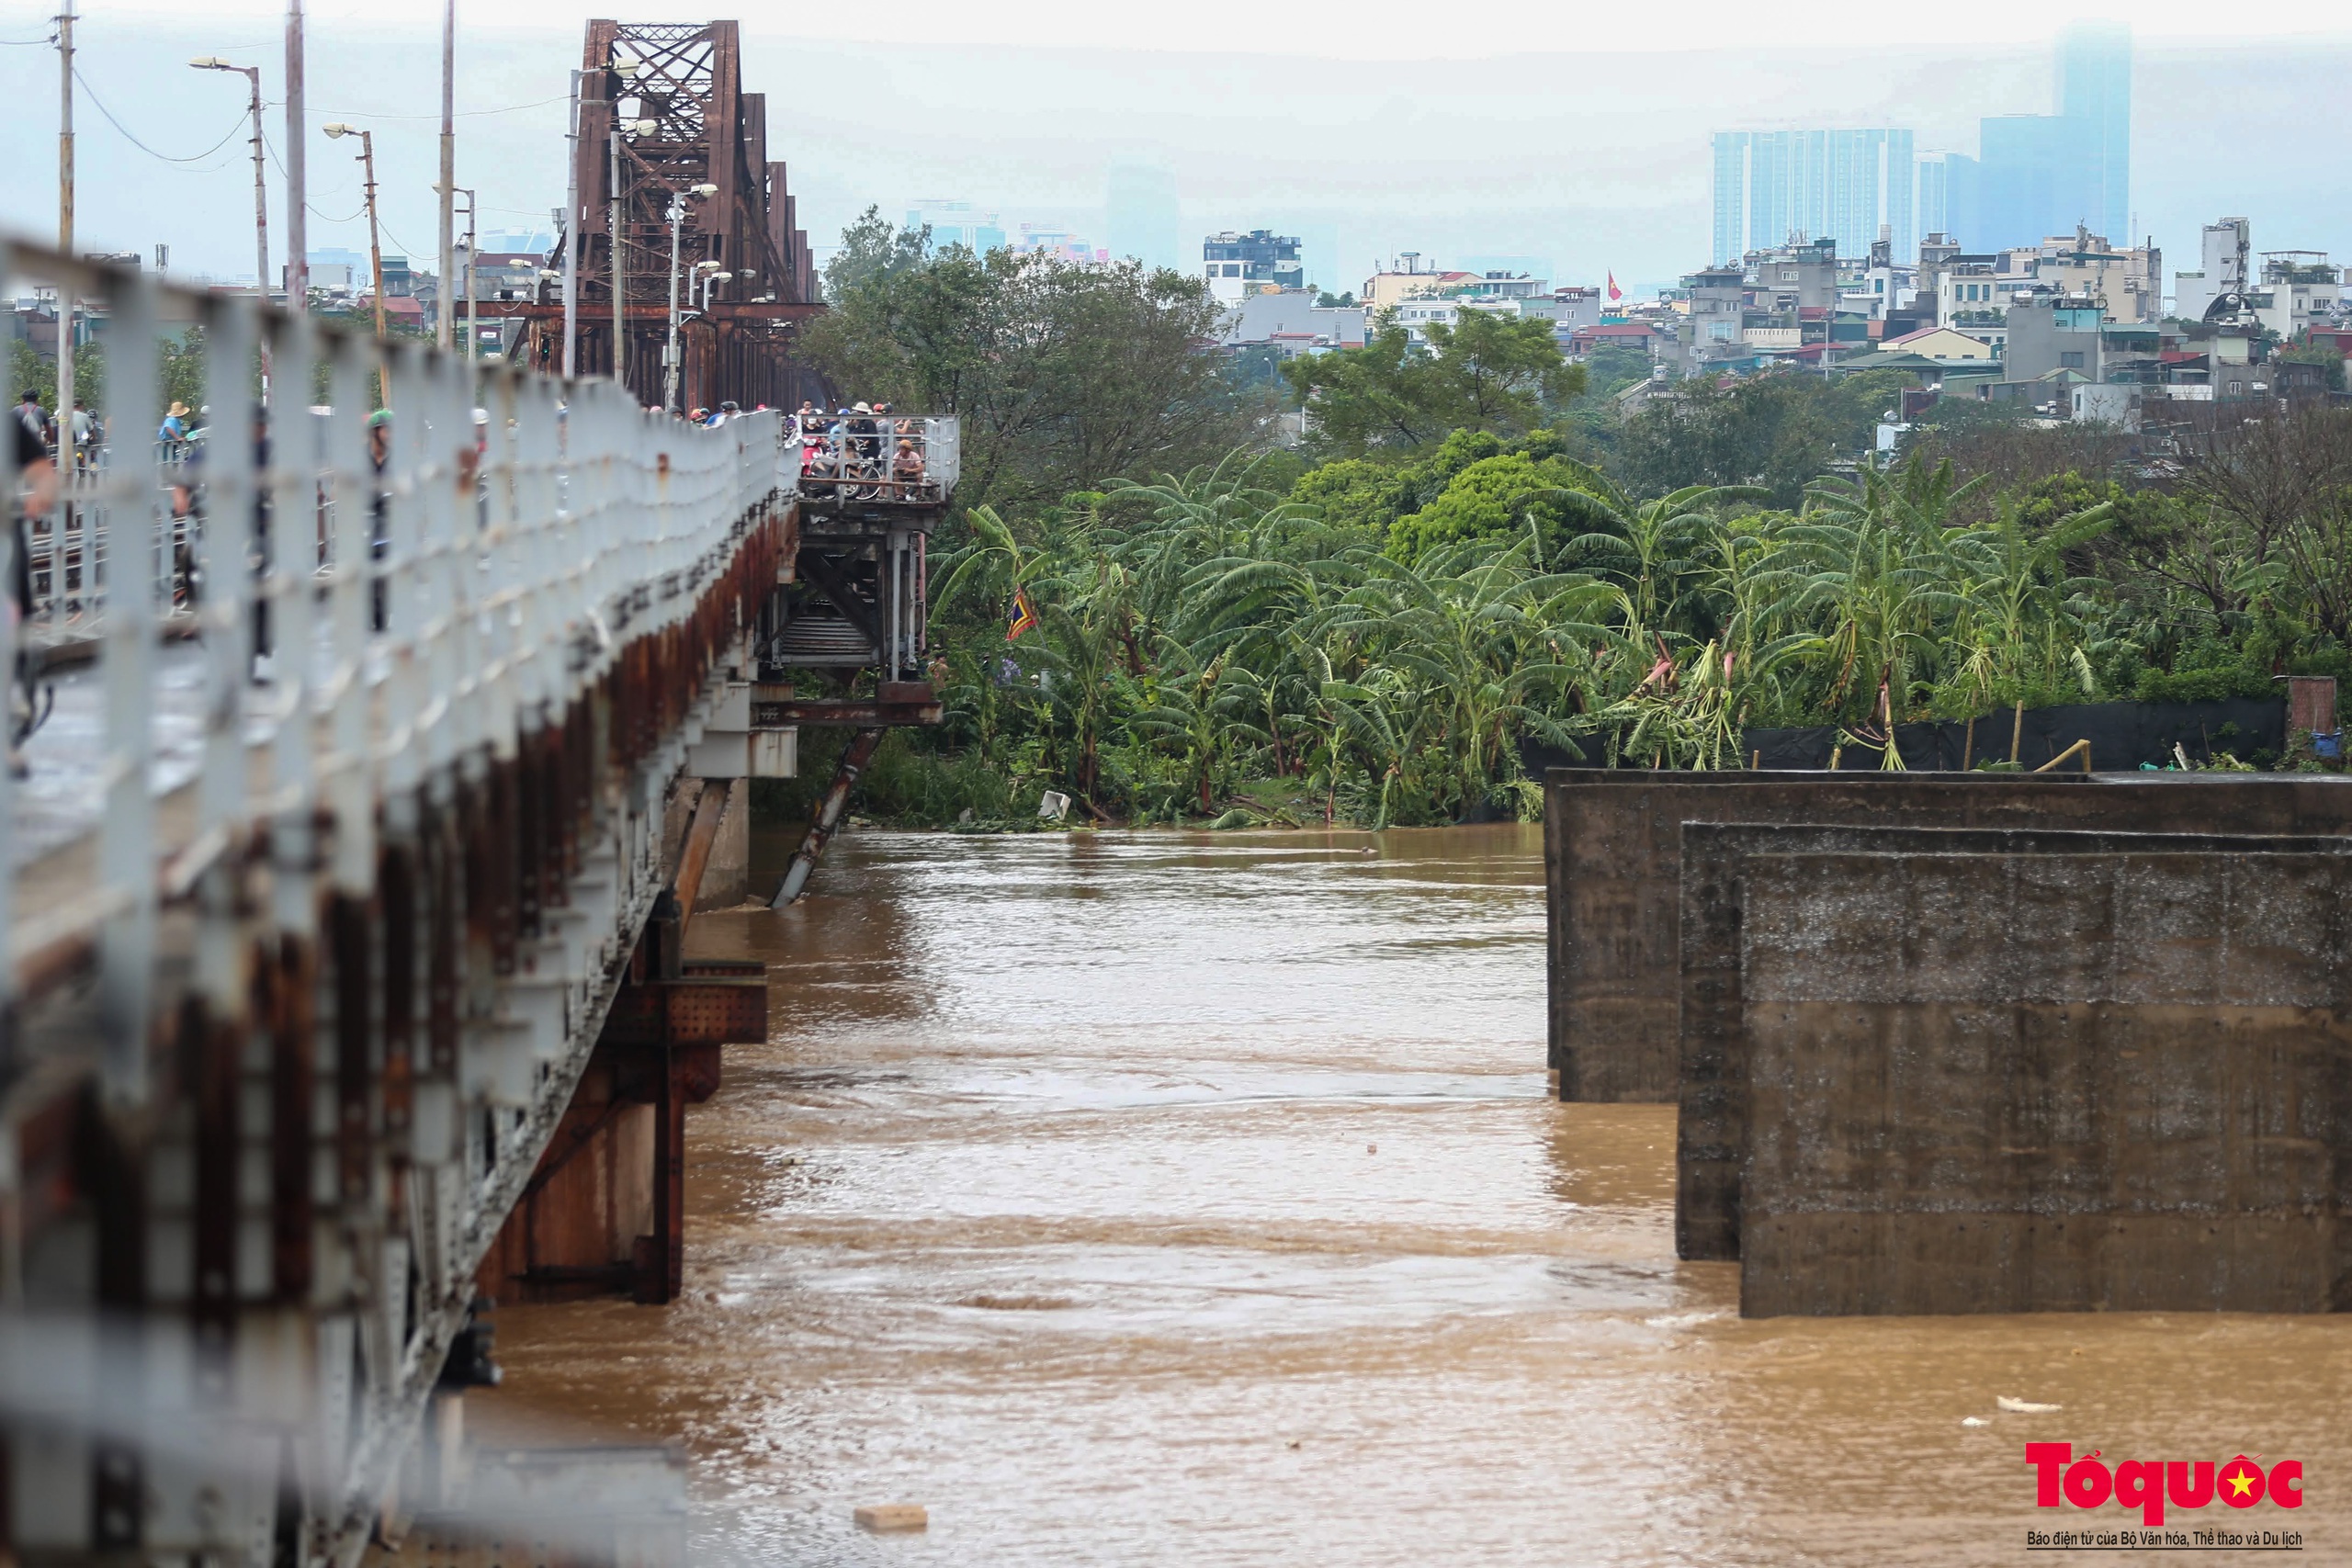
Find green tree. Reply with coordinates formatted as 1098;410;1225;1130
800;213;1257;514
1283;310;1585;457
1613;368;1916;508
1385;450;1606;562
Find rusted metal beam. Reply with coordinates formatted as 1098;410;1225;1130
670;780;730;943
753;688;941;728
596;974;766;1050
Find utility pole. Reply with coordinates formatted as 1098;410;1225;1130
454;188;477;358
190;58;272;392
605;62;643;395
285;0;307;314
560;69;582;378
663;195;683;412
327;125;387;342
436;0;455;350
55;0;74;433
610;118;626;391
664;186;715;413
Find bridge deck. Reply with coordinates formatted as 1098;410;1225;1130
0;238;810;1564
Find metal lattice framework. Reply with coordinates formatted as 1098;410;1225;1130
495;18;823;412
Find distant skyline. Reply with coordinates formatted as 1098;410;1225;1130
1709;23;2132;266
1;12;2346;300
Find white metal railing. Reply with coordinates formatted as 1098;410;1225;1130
788;409;959;502
0;236;789;1563
18;439;248;645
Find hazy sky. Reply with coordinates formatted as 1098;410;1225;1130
3;4;2346;296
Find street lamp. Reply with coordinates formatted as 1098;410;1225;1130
607;87;660;392
557;61;637;378
662;182;718;413
322;122;387;343
190;56;271;390
450;186;477;357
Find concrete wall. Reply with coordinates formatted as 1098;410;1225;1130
702;777;752;909
1546;772;2086;1101
1543;771;2352;1102
1738;850;2352;1316
1677;824;2352;1264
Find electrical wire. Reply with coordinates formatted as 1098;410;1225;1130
265;92;571;122
259;129;362;219
74;67;249;164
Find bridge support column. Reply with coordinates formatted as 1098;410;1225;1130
771;727;883;907
476;779;766;1307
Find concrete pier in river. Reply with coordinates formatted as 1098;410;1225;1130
1543;767;2352;1315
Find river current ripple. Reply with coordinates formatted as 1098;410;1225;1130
475;825;2352;1566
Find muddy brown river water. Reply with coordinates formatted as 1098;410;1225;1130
472;825;2352;1565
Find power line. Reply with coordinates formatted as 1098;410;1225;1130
263;92;571;122
73;67;247;165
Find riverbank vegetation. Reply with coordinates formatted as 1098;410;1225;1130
777;217;2352;829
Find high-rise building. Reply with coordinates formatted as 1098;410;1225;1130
1710;132;1749;270
1977;114;2073;252
2060;23;2131;244
1970;24;2131;251
1917;152;1983;251
1709;128;1917;263
1106;163;1181;272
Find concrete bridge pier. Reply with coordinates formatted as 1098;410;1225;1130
1543;768;2352;1317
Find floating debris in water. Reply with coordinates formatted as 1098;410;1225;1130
1997;1396;2063;1414
855;1504;929;1533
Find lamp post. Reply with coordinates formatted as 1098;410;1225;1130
56;0;74;437
560;69;587;378
436;0;455;350
190;57;271;391
323;123;386;342
686;260;727;413
606;57;646;391
451;186;477;357
662;182;717;413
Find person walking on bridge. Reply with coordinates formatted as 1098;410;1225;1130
67;399;97;472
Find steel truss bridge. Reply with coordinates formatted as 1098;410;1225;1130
475;19;827;415
0;235;949;1562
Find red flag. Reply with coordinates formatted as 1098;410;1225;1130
1607;270;1623;301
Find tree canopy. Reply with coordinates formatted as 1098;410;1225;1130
797;207;1262;513
1283;310;1586;457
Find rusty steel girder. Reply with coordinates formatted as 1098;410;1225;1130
559;18;826;410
